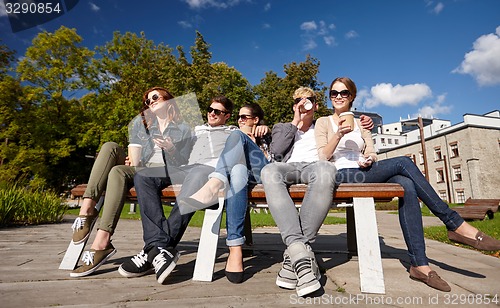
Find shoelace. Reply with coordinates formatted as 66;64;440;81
71;217;86;231
294;258;313;280
131;250;148;268
81;251;95;265
152;248;173;271
283;254;293;270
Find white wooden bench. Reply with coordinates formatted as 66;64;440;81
63;183;404;294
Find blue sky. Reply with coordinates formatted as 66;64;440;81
1;0;499;125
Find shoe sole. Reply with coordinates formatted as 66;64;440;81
157;252;180;284
118;266;155;278
296;280;321;297
70;249;117;278
276;276;297;289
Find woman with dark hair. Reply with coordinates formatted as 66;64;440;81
180;102;271;283
315;76;500;292
70;87;192;278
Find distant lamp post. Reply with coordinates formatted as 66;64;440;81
404;116;429;182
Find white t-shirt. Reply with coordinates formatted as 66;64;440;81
329;116;365;169
287;124;319;163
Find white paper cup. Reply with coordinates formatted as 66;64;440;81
299;99;313;113
339;111;355;132
128;144;143;167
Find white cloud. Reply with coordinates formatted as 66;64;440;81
262;23;271;29
264;3;271;11
345;30;358;39
361;83;432;108
323;36;336;46
453;26;500;86
178;21;192;28
431;2;444;14
415;94;452;118
300;21;317;31
299;20;336;50
89;2;100;12
183;0;246;9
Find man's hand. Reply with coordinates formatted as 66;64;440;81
253;125;269;138
360;115;374;130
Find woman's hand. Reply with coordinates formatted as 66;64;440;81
253;125;269;138
358;156;373;168
336;118;352;138
124;156;132;166
153;136;174;151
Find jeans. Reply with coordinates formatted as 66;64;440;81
261;161;337;247
134;164;214;252
209;130;269;246
336;156;464;266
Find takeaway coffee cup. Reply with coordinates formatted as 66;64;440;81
339;112;355;133
299;99;313;113
128;144;142;167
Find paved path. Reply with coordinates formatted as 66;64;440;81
1;211;499;307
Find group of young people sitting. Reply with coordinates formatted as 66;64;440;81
68;77;500;297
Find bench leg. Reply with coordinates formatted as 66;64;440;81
59;196;104;270
346;207;357;256
192;194;225;282
244;207;253;246
352;197;385;294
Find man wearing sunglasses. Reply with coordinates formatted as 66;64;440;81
118;96;239;284
261;86;374;297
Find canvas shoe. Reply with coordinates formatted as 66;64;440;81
276;249;296;289
118;249;154;278
288;242;321;297
276;245;321;290
71;210;99;244
147;247;180;284
70;243;116;277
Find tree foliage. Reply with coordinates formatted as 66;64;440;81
0;27;327;193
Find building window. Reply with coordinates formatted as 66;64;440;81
456;190;466;203
373;138;376;144
419;152;424;165
434;147;442;161
381;138;386;144
388;139;392;144
450;142;459;158
395;139;399;145
452;165;462;181
436;168;444;183
439;190;447;200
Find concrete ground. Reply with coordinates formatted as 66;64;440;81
1;211;499;307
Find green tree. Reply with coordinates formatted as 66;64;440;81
13;26;94;190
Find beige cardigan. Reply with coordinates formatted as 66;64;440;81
314;115;377;162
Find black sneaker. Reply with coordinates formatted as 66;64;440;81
147;247;180;284
118;250;154;278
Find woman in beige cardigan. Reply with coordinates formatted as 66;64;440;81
315;76;500;292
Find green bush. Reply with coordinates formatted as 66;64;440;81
0;184;67;226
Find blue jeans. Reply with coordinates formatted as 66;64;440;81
134;164;214;252
261;161;337;246
336;156;464;266
209;130;269;246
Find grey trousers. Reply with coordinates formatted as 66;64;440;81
261;160;337;246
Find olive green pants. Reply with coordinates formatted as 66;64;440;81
83;142;135;235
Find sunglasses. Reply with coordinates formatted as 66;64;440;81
294;96;316;104
329;90;351;98
207;106;228;115
238;114;255;121
144;94;164;106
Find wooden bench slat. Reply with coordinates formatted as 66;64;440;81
71;183;404;203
